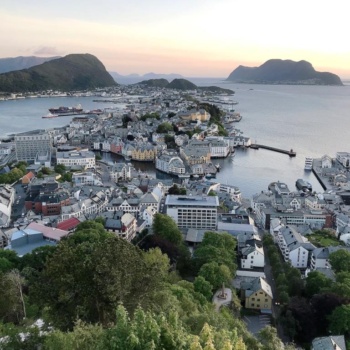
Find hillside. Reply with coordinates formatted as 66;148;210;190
138;78;169;88
227;59;343;85
0;56;61;74
0;54;117;92
137;78;234;94
109;72;183;84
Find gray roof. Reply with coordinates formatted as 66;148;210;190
312;335;346;350
165;195;219;207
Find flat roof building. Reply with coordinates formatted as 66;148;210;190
165;195;219;230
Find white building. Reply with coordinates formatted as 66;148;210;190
72;172;102;186
156;153;186;175
241;244;265;269
142;206;157;227
56;150;95;169
277;226;315;269
0;185;15;228
336;152;350;168
165;195;219;230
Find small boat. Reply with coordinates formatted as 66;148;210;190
42;113;59;119
304;157;313;170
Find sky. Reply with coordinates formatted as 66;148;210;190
1;0;349;78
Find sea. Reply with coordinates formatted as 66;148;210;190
1;79;350;198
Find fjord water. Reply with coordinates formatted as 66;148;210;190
1;81;349;197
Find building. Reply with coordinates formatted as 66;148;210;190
277;226;315;268
241;277;273;311
156;153;186;175
0;185;15;228
56;150;95;169
178;109;210;122
241;244;265;269
72;171;102;186
15;130;52;162
165;195;219;230
312;335;346;350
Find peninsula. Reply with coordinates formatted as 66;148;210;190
226;59;343;85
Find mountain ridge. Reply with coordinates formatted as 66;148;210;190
0;54;117;92
0;56;61;74
227;59;343;85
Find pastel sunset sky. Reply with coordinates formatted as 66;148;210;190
1;0;349;78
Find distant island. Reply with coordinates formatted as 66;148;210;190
226;59;343;86
0;54;116;93
109;72;183;84
138;78;234;94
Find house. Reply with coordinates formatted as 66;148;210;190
241;277;273;311
0;185;15;228
142;206;157;228
241;244;265;269
311;335;346;350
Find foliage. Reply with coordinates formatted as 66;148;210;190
208;190;217;196
0;250;20;273
193;231;237;275
329;249;350;273
305;271;333;297
140;112;160;121
328;304;350;336
156;122;173;133
168;184;186;195
198;262;232;291
257;326;284;350
193;276;213;301
34;226;167;330
0;165;26;184
307;229;341;247
152;213;183;246
54;164;66;174
164;134;177;149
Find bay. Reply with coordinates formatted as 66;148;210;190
1;81;349;198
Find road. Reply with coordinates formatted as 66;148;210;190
11;182;27;220
258;227;290;343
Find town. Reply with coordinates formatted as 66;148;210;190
1;84;350;349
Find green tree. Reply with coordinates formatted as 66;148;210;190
54;164;66;174
305;271;333;297
198;262;232;291
329;304;350;336
193;276;213;301
257;326;284;350
156;122;173;134
329;249;350;272
35;224;166;330
152;213;183;246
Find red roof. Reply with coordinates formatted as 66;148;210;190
57;218;81;231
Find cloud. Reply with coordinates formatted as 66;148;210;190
33;46;62;56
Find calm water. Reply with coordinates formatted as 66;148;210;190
1;81;350;198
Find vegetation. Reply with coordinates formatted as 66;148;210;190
0;54;117;93
168;184;186;195
307;229;340;247
156;122;173;134
0;161;27;184
0;218;268;349
140;112;160;121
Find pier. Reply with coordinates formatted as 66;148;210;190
250;144;296;157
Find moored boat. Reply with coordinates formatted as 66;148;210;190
49;104;83;114
304;157;313;170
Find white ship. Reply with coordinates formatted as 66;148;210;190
304;157;313;170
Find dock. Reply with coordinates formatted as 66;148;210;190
250;144;296;157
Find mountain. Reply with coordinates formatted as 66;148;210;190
0;54;117;93
109;72;183;84
167;78;197;90
138;78;170;88
136;78;234;94
227;59;343;85
0;56;61;74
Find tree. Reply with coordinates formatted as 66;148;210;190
35;224;167;330
257;326;283;350
329;249;350;273
54;164;66;174
310;292;346;335
153;213;183;246
193;232;237;274
198;262;232;291
193;276;213;301
305;271;333;297
329;304;350;336
156;122;173;134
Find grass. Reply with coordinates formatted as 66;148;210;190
307;230;342;247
